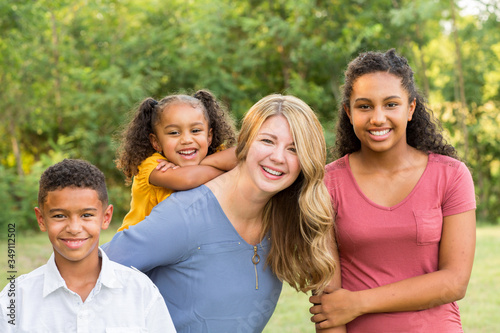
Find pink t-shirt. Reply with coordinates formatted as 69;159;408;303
325;154;476;332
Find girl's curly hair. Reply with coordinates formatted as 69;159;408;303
115;89;236;184
333;49;458;160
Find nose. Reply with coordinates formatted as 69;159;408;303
269;146;285;164
180;132;193;144
66;216;82;234
370;106;386;125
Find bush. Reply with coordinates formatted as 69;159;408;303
0;165;40;233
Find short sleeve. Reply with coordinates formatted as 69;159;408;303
0;285;14;333
137;153;167;187
145;286;176;332
442;162;476;217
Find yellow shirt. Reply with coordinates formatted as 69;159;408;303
118;153;174;231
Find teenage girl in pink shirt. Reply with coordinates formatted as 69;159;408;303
310;49;476;332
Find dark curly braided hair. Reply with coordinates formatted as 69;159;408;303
116;89;236;184
332;49;458;160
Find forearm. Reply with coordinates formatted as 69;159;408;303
200;147;237;171
150;165;224;190
355;269;470;317
358;212;475;315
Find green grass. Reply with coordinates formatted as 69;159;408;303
2;224;498;332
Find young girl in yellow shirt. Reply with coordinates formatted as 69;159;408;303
115;90;237;231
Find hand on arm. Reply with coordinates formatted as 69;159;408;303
309;210;476;329
155;159;179;172
310;238;347;332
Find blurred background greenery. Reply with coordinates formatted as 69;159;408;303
1;0;499;232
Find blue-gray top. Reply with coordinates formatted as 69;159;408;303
103;185;282;333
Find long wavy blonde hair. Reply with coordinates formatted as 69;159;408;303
236;94;336;293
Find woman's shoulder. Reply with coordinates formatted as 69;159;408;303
427;153;463;168
157;185;219;217
425;153;473;188
325;155;349;173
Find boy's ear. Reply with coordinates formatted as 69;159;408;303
101;204;113;230
34;207;47;232
149;133;162;153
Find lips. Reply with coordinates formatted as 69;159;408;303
177;149;198;159
262;166;284;176
61;238;88;249
369;129;391;136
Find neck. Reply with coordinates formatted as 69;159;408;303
206;166;271;244
54;249;101;302
355;144;422;172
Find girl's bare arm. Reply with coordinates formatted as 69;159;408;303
310;210;476;328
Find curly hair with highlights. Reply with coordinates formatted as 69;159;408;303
333;49;458;160
115;89;237;184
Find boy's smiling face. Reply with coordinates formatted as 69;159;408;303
35;187;113;267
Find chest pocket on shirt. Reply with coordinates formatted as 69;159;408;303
414;208;443;246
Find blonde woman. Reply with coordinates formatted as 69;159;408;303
104;94;337;332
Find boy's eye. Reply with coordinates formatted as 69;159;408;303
52;214;65;219
82;213;94;218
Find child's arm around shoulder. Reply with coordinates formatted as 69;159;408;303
149;164;224;191
200;146;238;171
150;147;237;191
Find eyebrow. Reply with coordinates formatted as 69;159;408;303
258;132;277;139
354;95;402;103
164;121;205;129
257;132;295;145
48;208;98;213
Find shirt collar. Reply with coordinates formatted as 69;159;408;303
42;253;67;297
98;247;123;290
42;247;123;298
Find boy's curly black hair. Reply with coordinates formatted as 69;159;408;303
38;159;108;208
333;49;458;160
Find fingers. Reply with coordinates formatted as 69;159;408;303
156;159;178;172
309;295;321;305
309;304;320;314
310;313;327;324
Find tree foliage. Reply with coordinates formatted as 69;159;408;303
1;0;499;231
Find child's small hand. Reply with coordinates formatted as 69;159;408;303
156;159;179;172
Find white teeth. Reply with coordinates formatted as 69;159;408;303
263;166;283;176
370;129;390;136
179;149;196;155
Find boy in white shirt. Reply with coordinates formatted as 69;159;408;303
0;159;176;332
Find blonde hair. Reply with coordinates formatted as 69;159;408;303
237;94;336;293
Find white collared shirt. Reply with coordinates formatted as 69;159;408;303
0;248;176;333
